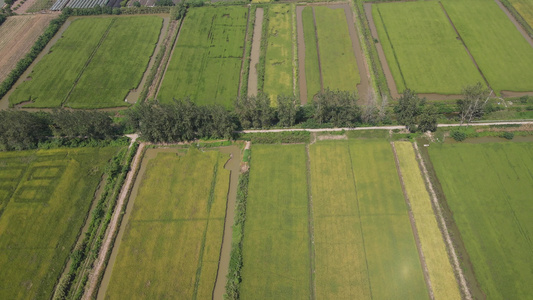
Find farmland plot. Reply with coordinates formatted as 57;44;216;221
0;147;120;299
442;0;533;93
372;1;483;94
263;4;295;103
0;15;57;83
158;6;248;108
240;144;310;299
104;148;230;299
310;139;428;299
9;16;162;109
509;0;533;28
429;142;533;299
301;7;321;102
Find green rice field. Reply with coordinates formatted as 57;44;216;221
158;6;248;108
301;7;321;102
442;0;533;93
373;1;483;94
240;144;311;299
263;4;295;104
104;148;230;299
9;16;162;108
429;141;533;299
0;147;120;299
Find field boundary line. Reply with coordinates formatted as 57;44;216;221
83;142;145;300
390;142;435;300
375;5;407;90
311;7;324;91
346;143;374;299
412;142;473;300
438;1;493;93
238;5;252;98
305;144;317;300
62;18;117;107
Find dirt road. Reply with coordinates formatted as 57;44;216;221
247;8;264;97
83;142;145;300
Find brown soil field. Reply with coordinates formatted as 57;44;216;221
0;14;57;83
247;7;263;97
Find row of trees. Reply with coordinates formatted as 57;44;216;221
0;110;117;151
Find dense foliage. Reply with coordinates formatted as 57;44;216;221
394;89;438;132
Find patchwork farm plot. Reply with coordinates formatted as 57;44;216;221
0;14;57;83
428;141;533;299
0;147;120;299
8;16;162;109
102;148;231;299
157;6;248;108
262;4;296;104
240;139;443;299
298;5;363;103
369;0;533;97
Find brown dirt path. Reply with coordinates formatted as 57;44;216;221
212;146;241;300
296;5;308;104
495;0;533;48
390;142;435;300
412;142;473;300
83;142;145;300
247;7;263;97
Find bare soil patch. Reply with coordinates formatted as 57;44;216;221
13;0;41;13
0;14;57;83
247;7;263;97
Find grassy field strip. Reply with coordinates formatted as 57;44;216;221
373;1;483;94
0;147;119;299
263;4;294;104
240;144;310;299
104;149;229;298
349;139;428;299
509;0;533;28
394;142;461;300
301;7;321;102
65;16;162;109
442;0;533;93
309;141;371;299
429;142;533;299
158;7;248;108
314;6;360;93
9;18;114;107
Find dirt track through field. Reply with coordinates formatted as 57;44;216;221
391;142;435;300
296;6;308;104
495;0;533;48
247;7;263;97
212;146;241;300
84;142;145;300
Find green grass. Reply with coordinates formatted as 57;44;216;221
394;142;460;300
442;0;533;93
65;16;162;108
314;6;360;93
428;141;533;299
158;6;248;108
104;148;229;299
264;4;294;104
0;147;120;299
302;7;321;102
310;139;428;299
373;1;483;94
510;0;533;28
240;144;310;299
9;16;162;108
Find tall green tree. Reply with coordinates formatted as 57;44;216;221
457;82;491;125
276;94;298;127
394;89;426;132
312;89;360;127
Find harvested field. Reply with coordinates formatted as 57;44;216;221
0;14;56;83
0;147;120;299
443;0;533;94
158;6;248;108
263;4;295;103
509;0;533;28
429;141;533;299
394;142;461;300
9;16;162;109
372;1;483;95
310;139;428;299
240;144;311;298
103;148;231;298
